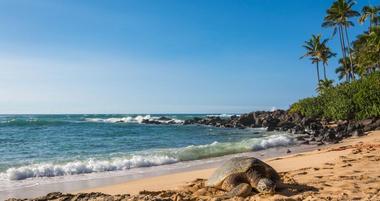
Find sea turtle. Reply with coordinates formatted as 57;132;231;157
206;156;281;198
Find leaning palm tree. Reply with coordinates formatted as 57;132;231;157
359;5;380;29
301;34;327;83
335;57;352;82
322;0;360;81
320;44;336;80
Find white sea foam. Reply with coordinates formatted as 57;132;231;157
85;115;184;124
0;134;295;181
2;155;178;181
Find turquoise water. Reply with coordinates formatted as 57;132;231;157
0;114;295;181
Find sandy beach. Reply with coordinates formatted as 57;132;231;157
65;130;380;200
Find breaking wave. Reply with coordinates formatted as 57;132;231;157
85;115;184;124
0;134;295;181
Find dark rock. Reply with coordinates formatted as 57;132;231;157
351;129;364;137
290;112;303;123
323;128;337;142
358;118;374;127
230;115;238;120
262;117;280;131
292;125;305;134
237;113;256;126
184;117;203;125
277;121;296;130
142;119;161;124
180;111;378;144
317;142;325;146
295;135;306;141
301;117;316;127
309;122;323;131
158;116;172;121
364;118;380;132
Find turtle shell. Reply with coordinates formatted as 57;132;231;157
206;156;279;187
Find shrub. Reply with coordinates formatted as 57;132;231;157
320;83;355;120
290;72;380;120
352;73;380;119
289;97;323;118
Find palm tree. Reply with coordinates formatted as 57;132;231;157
353;26;380;75
301;34;327;83
320;44;336;80
322;0;360;81
335;57;352;82
316;79;334;94
359;5;380;29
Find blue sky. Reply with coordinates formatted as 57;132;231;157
0;0;372;114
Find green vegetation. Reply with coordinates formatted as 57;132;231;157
294;0;380;121
290;72;380;120
353;27;380;76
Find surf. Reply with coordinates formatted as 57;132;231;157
0;134;295;181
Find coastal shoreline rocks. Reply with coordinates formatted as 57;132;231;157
86;111;380;145
178;110;380;145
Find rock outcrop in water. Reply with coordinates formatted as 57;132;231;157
141;116;180;124
182;110;380;145
136;111;380;145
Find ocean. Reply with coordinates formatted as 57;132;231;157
0;114;299;197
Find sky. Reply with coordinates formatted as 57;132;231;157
0;0;373;114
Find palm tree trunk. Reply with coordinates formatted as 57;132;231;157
316;62;321;83
338;25;350;81
344;25;355;80
323;63;327;80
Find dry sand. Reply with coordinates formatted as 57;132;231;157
76;130;380;200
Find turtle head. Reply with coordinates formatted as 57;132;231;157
257;178;276;194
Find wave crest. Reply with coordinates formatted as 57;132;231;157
1;134;295;181
3;155;178;181
85;115;184;124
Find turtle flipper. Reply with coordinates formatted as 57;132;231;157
274;181;286;190
227;183;252;197
218;183;252;199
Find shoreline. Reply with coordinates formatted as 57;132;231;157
65;130;380;200
4;130;380;200
77;133;364;195
1;142;317;200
